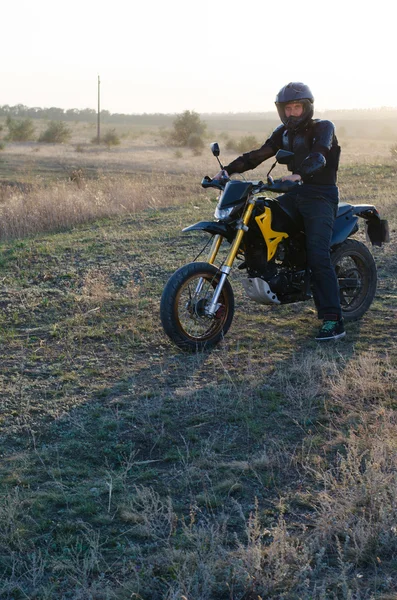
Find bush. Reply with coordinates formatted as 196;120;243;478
169;110;206;147
225;135;259;153
226;138;239;152
390;143;397;161
91;129;121;148
187;133;204;155
102;129;121;148
237;135;259;153
6;116;35;141
38;121;71;143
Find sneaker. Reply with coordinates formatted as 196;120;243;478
315;319;346;341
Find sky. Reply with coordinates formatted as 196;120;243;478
1;0;395;115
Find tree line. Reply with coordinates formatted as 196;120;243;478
1;104;396;126
0;105;176;126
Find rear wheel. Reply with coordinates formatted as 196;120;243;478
160;262;235;351
331;239;377;320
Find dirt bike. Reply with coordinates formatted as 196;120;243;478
160;143;389;351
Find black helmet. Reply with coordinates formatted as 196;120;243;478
275;82;314;131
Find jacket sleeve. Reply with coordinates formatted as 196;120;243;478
224;125;284;175
294;120;336;180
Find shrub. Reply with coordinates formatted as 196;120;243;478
226;137;239;152
6;116;35;141
187;132;204;155
237;135;259;153
38;121;71;143
169;110;206;147
225;135;259;153
102;129;121;148
91;129;121;148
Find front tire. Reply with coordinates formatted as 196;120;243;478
331;239;377;321
160;262;235;351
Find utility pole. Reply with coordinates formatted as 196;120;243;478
97;75;101;143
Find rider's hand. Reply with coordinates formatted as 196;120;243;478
213;169;229;181
281;174;301;182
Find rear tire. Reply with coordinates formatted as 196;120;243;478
160;262;235;352
331;239;377;321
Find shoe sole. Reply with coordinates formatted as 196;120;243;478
315;331;346;341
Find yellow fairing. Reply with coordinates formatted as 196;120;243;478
255;207;289;261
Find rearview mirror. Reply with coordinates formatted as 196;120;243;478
276;149;294;164
211;142;220;157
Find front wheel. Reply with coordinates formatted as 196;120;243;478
160;262;235;351
331;239;377;321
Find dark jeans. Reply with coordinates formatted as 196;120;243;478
278;184;342;320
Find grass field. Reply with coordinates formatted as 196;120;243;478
0;124;396;599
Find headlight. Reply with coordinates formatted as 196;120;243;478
215;205;234;220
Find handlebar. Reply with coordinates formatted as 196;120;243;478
201;176;301;193
201;176;225;190
262;179;301;193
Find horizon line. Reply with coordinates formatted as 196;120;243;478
1;104;397;117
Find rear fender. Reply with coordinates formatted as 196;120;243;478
351;205;389;246
332;204;389;247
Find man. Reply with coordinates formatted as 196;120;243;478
215;82;345;341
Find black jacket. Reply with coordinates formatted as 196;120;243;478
224;119;341;186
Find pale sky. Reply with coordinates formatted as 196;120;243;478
1;0;395;114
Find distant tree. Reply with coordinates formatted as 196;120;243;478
41;107;65;120
38;121;71;143
0;105;11;116
170;110;206;146
13;104;29;117
6;116;35;141
78;108;96;122
390;143;397;161
66;108;80;120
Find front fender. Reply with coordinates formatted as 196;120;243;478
182;221;234;242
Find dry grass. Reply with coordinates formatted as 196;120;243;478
0;172;202;240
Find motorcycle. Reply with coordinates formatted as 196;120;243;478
160;143;389;351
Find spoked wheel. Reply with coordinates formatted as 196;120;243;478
331;239;377;321
160;262;235;351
